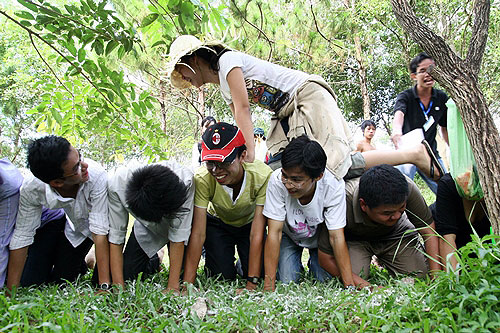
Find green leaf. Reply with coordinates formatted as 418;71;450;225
151;40;166;48
50;108;63;125
19;20;32;27
91;39;104;55
105;40;118;55
117;45;126;59
15;11;35;20
78;48;86;62
141;13;159;28
17;0;39;12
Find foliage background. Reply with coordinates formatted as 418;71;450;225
1;0;499;168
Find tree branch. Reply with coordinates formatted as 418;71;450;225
230;0;273;60
309;2;345;51
0;9;145;143
465;0;490;75
29;34;73;97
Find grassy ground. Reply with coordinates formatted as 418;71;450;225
2;179;498;332
2;236;499;332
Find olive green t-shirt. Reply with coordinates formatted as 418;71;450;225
318;176;432;255
194;160;272;227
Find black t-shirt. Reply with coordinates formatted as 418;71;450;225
432;173;490;248
394;86;448;157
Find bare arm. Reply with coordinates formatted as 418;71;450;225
227;67;255;162
418;222;441;277
392;110;405;149
440;126;449;146
263;219;284;291
318;249;370;288
439;234;458;271
328;229;354;287
245;205;266;290
109;243;124;287
6;247;28;292
92;233;111;285
166;241;184;292
183;206;207;284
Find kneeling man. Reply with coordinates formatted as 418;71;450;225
318;164;440;281
107;162;194;292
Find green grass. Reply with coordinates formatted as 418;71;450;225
2;235;499;332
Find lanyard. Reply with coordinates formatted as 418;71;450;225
419;100;433;121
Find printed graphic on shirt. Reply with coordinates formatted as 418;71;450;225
245;79;290;112
288;207;319;240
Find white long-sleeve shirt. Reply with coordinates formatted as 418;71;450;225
10;159;109;250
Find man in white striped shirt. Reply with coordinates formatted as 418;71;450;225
6;136;111;292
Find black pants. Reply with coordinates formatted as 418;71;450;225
204;214;251;280
94;226;160;283
20;217;93;286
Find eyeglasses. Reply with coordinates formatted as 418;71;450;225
205;159;235;171
280;172;309;189
61;150;84;179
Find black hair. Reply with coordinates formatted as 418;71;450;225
125;164;189;223
235;144;247;158
409;52;433;73
358;164;409;208
179;44;231;72
201;116;216;128
360;119;376;132
27;135;71;183
281;135;326;179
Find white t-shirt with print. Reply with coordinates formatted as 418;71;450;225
218;51;309;112
263;168;346;248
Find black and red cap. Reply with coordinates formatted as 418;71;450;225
201;122;246;162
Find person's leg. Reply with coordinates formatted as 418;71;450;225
397;164;417;180
204;214;237;280
375;237;428;278
361;143;442;180
122;227;160;281
417;158;447;194
277;232;304;284
234;222;252;278
307;248;331;282
0;192;19;288
50;234;93;284
346;241;373;279
20;217;66;286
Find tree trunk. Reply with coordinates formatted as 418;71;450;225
354;35;371;120
391;0;500;233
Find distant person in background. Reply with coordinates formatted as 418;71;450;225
356;120;376;152
191;116;217;171
392;52;449;194
254;127;268;162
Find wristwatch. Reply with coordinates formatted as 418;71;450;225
99;283;111;291
345;285;356;291
246;276;260;285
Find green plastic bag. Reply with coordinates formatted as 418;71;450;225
447;99;484;200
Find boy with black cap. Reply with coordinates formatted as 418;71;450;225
183;122;272;291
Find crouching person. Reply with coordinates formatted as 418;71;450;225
107;162;194;293
7;136;111;293
318;164;440;283
263;135;360;291
184;123;272;291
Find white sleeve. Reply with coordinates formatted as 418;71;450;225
107;170;129;245
9;186;42;250
88;168;109;235
262;170;286;222
323;178;347;230
218;52;244;105
167;177;195;244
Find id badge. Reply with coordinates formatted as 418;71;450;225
423;115;435;132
